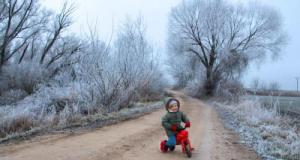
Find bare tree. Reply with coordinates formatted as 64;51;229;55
39;2;75;65
76;16;165;112
251;78;260;90
114;16;158;92
0;0;78;68
0;0;47;68
259;81;268;92
168;0;286;96
0;0;81;94
168;53;201;89
269;81;280;91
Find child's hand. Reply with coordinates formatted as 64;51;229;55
171;124;177;131
185;122;191;128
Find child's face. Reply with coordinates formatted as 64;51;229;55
169;104;178;112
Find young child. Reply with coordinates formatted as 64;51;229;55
160;98;191;152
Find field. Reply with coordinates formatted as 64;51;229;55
245;95;300;115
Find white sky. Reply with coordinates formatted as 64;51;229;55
42;0;300;91
241;0;300;91
42;0;181;47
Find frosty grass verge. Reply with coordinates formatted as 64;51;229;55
0;97;163;144
213;100;300;160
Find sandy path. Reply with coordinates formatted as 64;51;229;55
0;91;260;160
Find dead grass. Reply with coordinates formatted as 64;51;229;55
0;116;33;138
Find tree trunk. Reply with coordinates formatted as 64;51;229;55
204;66;217;96
0;45;6;67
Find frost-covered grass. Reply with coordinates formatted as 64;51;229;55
0;83;164;143
0;85;78;139
0;85;162;143
213;100;300;160
246;95;300;115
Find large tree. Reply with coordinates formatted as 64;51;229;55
0;0;78;70
168;0;286;96
0;0;80;94
0;0;44;66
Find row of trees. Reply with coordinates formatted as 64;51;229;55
0;0;165;110
0;0;288;138
0;0;167;137
251;79;281;92
0;0;287;104
167;0;286;96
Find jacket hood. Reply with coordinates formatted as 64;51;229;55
165;98;180;112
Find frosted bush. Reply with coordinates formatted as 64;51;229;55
0;89;28;105
0;62;51;94
237;100;279;126
217;99;300;159
0;84;78;136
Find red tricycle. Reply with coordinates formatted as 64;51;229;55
160;127;193;158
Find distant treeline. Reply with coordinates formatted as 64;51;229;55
246;89;300;97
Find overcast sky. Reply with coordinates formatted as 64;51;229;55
42;0;300;91
241;0;300;91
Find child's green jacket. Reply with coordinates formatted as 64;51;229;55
161;111;189;136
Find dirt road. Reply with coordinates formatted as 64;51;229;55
0;92;260;160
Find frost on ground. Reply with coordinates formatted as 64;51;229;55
212;100;300;160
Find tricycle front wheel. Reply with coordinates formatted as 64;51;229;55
185;144;192;158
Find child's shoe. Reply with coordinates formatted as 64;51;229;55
169;146;175;151
160;140;168;152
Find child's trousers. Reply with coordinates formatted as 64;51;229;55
166;135;176;146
